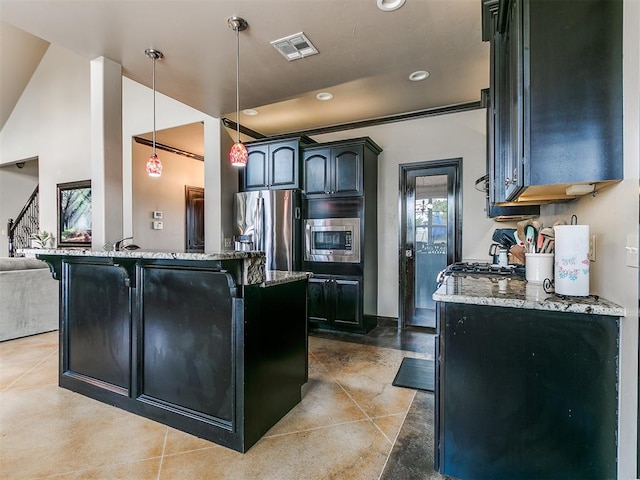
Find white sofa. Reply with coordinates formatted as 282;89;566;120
0;257;58;341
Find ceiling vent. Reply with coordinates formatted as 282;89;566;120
271;32;318;61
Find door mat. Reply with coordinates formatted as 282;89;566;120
392;357;434;392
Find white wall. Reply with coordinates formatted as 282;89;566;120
0;47;227;254
131;141;204;251
0;45;91;242
121;78;225;251
313;109;500;318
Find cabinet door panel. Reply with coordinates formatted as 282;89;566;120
439;303;617;479
65;262;130;390
333;277;360;325
505;0;523;200
140;266;234;422
307;276;331;323
244;146;269;190
270;142;298;189
333;146;363;196
526;0;623;185
304;149;331;197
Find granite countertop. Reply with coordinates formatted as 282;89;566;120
261;270;312;287
20;248;265;261
433;274;625;317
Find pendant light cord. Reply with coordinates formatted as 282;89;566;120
235;27;241;143
152;55;157;156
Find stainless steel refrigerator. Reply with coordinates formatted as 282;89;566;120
234;189;302;271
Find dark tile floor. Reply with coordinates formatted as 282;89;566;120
3;325;445;479
310;321;448;480
309;317;436;354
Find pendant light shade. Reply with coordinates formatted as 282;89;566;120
145;48;164;177
146;154;162;177
229;141;248;166
228;16;248;167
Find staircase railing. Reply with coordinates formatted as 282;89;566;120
7;186;39;257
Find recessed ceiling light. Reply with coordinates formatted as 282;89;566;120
377;0;406;12
243;108;258;116
316;92;334;101
409;70;430;81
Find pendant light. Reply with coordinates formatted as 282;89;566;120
145;48;164;177
228;16;248;167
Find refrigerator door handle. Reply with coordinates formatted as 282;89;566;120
255;196;264;251
295;206;301;220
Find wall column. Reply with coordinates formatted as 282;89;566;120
90;56;123;249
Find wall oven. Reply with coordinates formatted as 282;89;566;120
304;218;361;263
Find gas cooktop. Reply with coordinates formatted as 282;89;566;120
437;262;526;285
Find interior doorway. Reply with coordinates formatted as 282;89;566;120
185;186;205;253
399;159;461;329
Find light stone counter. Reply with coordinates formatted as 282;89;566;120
262;270;312;287
19;248;265;261
433;274;624;317
21;248;266;285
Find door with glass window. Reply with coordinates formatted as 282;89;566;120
399;160;461;329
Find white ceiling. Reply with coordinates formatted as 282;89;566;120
0;0;489;138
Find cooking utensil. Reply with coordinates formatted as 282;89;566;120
516;220;530;248
540;227;554;237
525;225;538;253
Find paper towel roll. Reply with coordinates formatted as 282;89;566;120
553;225;590;296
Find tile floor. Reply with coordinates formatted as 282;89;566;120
1;328;446;480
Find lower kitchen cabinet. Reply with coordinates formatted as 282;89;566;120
435;302;619;479
40;253;309;453
308;274;375;333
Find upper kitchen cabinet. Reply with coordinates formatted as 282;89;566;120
482;0;623;204
303;138;382;199
240;137;313;191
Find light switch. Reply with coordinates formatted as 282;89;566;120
153;221;164;230
626;233;638;268
153;211;163;219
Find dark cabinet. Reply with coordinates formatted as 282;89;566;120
42;253;309;453
242;138;311;191
307;274;363;330
483;0;623;204
481;4;539;219
303;148;330;197
64;260;131;391
303;137;381;335
436;302;619;479
304;143;372;198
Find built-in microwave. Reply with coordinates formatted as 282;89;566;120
304;218;361;263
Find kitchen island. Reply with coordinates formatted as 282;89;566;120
33;249;309;453
433;274;624;480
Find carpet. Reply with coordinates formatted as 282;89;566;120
392;357;434;392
